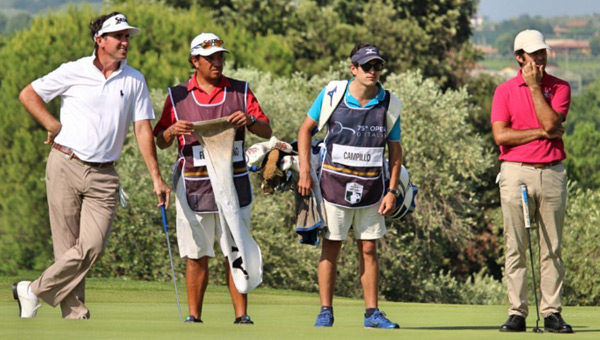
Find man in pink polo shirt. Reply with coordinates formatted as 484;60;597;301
491;29;573;333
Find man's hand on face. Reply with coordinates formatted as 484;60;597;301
522;61;543;87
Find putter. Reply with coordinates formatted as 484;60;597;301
520;184;543;333
160;204;183;322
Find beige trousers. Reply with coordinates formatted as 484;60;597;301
498;161;567;318
31;148;119;318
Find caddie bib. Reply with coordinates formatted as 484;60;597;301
169;78;252;212
320;95;389;208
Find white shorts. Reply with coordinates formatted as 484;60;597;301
175;176;251;259
322;200;386;241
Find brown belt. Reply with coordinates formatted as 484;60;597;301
520;160;562;169
52;143;115;168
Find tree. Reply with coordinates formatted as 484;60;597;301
1;12;32;35
563;186;600;306
286;1;361;76
0;5;96;274
590;35;600;56
0;0;293;274
0;12;7;34
157;0;481;88
563;77;600;190
495;32;514;56
564;122;600;190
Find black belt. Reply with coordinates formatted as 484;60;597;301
52;143;115;168
520;160;561;169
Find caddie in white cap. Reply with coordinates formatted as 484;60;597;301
15;11;170;319
492;29;573;333
190;32;230;56
153;32;272;324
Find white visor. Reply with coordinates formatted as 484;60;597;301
94;14;141;39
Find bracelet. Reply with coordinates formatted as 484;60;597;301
386;188;399;196
248;115;257;127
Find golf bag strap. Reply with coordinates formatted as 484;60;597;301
318;80;348;132
386;92;402;135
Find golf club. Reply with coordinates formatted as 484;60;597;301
160;204;183;322
520;184;543;333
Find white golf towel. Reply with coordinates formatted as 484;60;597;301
192;117;263;293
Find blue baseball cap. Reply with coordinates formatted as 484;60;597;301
351;46;385;65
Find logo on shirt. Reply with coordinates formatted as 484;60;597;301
543;88;553;100
365;48;376;55
331;121;356;135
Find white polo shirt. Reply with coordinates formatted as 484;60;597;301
32;56;154;162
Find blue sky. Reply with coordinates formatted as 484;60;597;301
477;0;600;22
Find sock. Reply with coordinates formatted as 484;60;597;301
321;306;333;314
27;285;37;299
365;308;378;317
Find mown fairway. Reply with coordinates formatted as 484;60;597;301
1;276;599;340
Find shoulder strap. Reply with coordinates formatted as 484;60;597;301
168;80;190;121
317;81;402;136
317;80;348;132
386;91;402;137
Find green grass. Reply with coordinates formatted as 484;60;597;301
2;276;600;339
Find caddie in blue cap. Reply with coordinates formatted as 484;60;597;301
297;42;403;329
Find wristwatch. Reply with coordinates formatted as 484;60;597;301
386;188;399;196
248;115;257;127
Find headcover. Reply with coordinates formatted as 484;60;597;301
389;165;418;220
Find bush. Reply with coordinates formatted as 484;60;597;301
562;185;600;305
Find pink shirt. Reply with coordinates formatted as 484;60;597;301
491;70;571;163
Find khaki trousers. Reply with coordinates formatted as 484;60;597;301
31;148;119;318
498;161;567;318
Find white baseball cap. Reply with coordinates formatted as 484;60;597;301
514;29;550;53
190;33;229;56
95;14;140;38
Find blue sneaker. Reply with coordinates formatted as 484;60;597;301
314;310;334;327
364;310;399;329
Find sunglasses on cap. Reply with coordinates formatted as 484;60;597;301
195;39;224;50
360;62;384;72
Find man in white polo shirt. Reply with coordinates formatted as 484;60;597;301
13;12;170;319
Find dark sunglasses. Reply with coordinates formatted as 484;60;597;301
196;39;224;50
360;62;384;72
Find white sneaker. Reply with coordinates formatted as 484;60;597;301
12;281;41;318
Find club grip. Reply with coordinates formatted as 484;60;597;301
520;184;531;229
160;204;168;233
